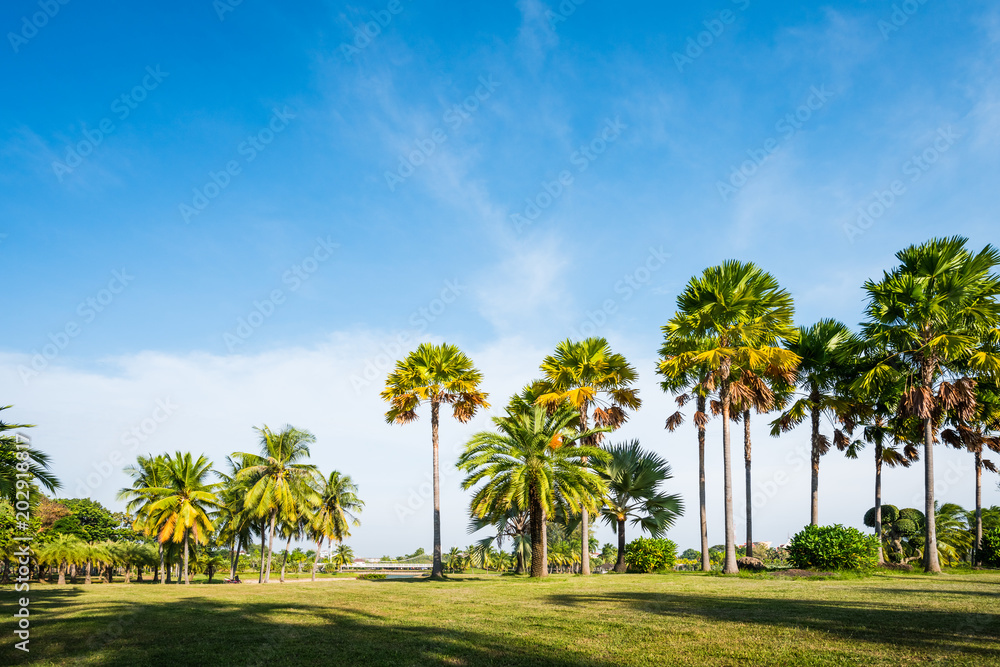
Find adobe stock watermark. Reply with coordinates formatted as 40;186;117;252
72;398;179;497
339;0;411;62
179;106;295;223
18;269;134;385
7;0;71;54
214;0;245;21
385;75;501;192
673;0;751;73
546;0;587;29
569;246;670;339
510;117;627;233
717;84;834;202
349;279;465;394
51;66;169;183
842;126;959;244
879;0;931;41
223;236;339;351
394;436;465;522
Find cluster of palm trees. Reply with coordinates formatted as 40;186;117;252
117;426;363;585
384;236;1000;577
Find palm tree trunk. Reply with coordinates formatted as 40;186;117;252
578;405;592;576
975;450;983;566
280;533;292;583
183;530;190;584
265;511;277;583
312;539;322;581
529;489;546;578
615;518;627;573
875;445;884;565
810;385;821;526
58;561;66;586
259;524;267;583
431;398;444;578
85;559;92;585
921;360;941;573
720;369;739;574
158;541;165;584
744;410;753;561
541;516;548;575
697;394;710;572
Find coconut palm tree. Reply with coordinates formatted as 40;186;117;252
535;337;641;575
446;546;463;573
0;407;60;500
382;342;490;578
659;261;799;574
770;320;854;526
595;440;684;572
859;237;1000;572
38;534;84;585
459;402;608;578
308;471;363;581
118;454;171;583
660;335;714;572
330;544;354;572
233;425;318;583
137;452;220;584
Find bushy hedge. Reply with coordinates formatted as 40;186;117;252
981;528;1000;568
623;537;677;573
787;524;878;571
357;573;387;580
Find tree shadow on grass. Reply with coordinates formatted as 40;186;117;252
547;591;1000;659
13;591;620;667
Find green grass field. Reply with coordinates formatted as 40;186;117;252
4;571;999;666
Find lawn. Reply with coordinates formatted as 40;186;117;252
4;571;999;666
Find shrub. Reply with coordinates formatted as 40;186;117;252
623;537;677;573
356;573;386;580
787;524;878;571
981;528;1000;568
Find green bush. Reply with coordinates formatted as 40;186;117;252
981;528;1000;568
356;573;387;580
787;524;878;571
623;537;677;573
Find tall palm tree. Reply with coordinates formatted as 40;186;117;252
309;471;363;581
118;454;171;583
770;319;854;526
233;425;318;583
659;261;799;574
595;440;683;572
137;452;220;584
459;402;608;578
382;342;490;578
0;406;60;500
660;335;714;572
859;237;1000;572
536;337;641;575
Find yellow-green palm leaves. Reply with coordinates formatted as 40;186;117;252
459;402;609;577
310;470;364;548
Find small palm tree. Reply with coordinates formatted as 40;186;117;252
382;342;490;578
331;544;354;572
596;440;684;572
38;535;85;585
309;471;363;581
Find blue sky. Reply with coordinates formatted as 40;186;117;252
3;0;999;555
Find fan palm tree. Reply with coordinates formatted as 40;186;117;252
118;454;171;583
38;534;84;585
595;440;684;572
459;402;609;578
308;471;363;581
770;319;854;526
0;407;60;500
659;261;799;574
233;425;318;583
382;342;490;578
535;337;641;575
137;452;220;584
859;237;1000;572
660;335;714;572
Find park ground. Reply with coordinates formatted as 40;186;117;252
3;570;999;666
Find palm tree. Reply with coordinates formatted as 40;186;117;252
595;440;684;572
446;547;463;573
233;425;318;583
659;261;799;574
660;334;714;572
119;454;171;583
330;544;354;572
459;402;608;578
309;471;363;581
80;541;112;585
382;342;490;578
137;452;220;584
468;507;532;575
0;406;60;500
771;320;854;526
38;534;84;585
536;337;641;575
859;237;1000;572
